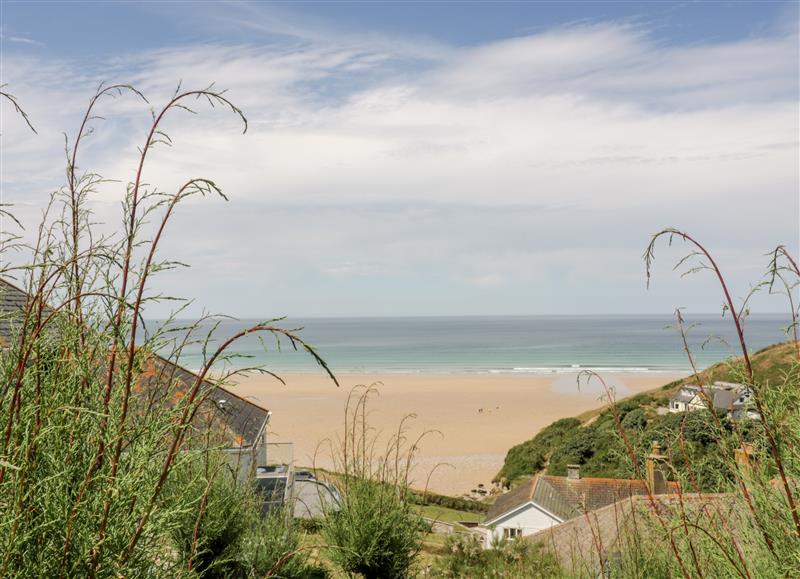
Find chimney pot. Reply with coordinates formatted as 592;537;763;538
647;441;668;494
567;464;581;480
735;443;754;473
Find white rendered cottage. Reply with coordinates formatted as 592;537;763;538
668;381;757;419
484;449;678;548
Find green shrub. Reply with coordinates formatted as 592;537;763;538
620;408;648;430
431;533;562;578
167;454;320;579
409;490;489;513
320;386;425;579
168;458;253;577
322;477;423;579
0;86;334;578
240;507;319;579
495;418;581;484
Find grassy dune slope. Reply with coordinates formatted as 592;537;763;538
498;341;797;486
575;340;797;422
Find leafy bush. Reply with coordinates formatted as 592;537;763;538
495;418;581;484
0;86;334;577
620;408;648;430
322;477;423;579
168;457;254;577
431;533;562;578
320;386;425;579
409;490;489;513
240;507;320;579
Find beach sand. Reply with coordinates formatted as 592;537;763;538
231;372;685;496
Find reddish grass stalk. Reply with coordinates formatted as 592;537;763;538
66;85;146;325
578;370;691;579
582;509;607;577
672;309;773;556
768;245;800;359
646;229;800;539
90;89;246;576
187;472;217;572
665;440;711;578
121;323;337;563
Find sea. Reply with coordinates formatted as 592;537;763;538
146;314;792;376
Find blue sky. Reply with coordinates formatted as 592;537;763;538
3;2;794;53
1;1;798;317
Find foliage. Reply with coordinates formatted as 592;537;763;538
489;230;800;578
429;533;562;578
167;455;252;578
320;386;426;579
410;489;489;514
496;369;779;489
169;455;319;578
240;507;321;579
0;86;334;577
494;418;581;484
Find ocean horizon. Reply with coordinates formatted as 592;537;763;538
144;314;793;375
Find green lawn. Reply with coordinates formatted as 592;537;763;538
415;503;484;525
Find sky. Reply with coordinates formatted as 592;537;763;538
1;1;798;318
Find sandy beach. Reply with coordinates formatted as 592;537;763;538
230;371;685;496
233;373;679;495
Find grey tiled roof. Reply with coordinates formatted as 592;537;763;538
0;277;268;449
485;477;538;523
671;392;695;403
486;475;679;525
0;278;34;347
673;382;747;412
527;493;736;575
532;475;672;521
712;388;738;411
138;352;269;448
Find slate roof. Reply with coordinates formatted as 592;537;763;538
138;352;268;448
527;493;735;575
0;278;36;348
671;390;697;404
672;382;748;412
486;475;680;525
0;277;269;449
712;388;739;411
485;477;538;523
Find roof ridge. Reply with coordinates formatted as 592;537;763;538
0;277;28;295
542;474;646;485
528;474;540;500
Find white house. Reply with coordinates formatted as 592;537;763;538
482;478;563;547
668;381;757;420
482;460;677;549
669;385;701;412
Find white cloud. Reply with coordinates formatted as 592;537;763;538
1;20;797;316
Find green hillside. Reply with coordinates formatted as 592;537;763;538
496;341;798;487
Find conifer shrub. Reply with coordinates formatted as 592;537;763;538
319;386;426;579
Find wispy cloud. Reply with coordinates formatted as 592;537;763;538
1;17;797;316
0;30;44;47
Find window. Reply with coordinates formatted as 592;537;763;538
504;527;522;539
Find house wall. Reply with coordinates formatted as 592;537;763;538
485;503;561;548
669;400;688;413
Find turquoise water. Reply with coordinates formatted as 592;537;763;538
147;314;792;375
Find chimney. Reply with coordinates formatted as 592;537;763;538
566;464;581;481
735;443;754;474
647;442;668;494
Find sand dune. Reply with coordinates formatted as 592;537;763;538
231;372;684;496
